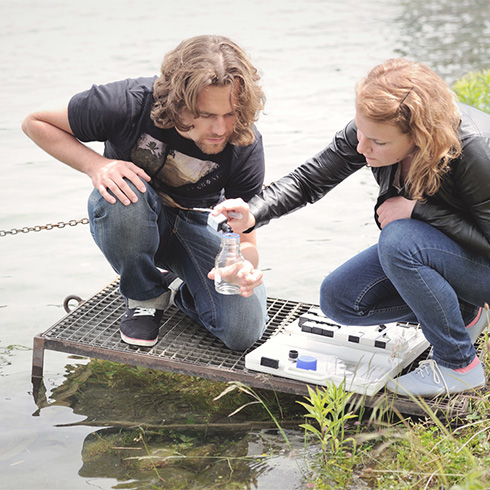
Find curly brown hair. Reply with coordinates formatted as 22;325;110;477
356;58;462;200
151;35;265;146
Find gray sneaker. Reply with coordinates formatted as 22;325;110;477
386;359;486;397
466;307;490;344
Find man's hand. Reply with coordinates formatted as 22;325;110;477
377;196;416;228
208;260;263;298
90;160;151;205
212;198;255;233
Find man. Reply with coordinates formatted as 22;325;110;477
22;35;267;350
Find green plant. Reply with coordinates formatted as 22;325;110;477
453;69;490;115
362;392;490;489
297;382;357;464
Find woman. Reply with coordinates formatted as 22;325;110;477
213;58;490;397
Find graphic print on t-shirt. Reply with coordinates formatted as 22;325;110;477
131;133;219;207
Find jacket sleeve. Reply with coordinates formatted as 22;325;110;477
412;135;490;259
249;120;366;227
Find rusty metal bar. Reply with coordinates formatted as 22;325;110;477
32;335;45;379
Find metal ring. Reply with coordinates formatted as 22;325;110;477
63;295;84;313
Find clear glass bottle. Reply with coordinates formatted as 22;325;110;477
214;233;245;295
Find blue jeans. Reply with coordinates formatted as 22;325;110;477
88;182;267;351
320;219;490;369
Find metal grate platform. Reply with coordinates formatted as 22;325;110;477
32;279;476;417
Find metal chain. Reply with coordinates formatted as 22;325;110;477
0;218;89;237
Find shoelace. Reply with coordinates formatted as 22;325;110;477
414;359;450;393
133;307;157;317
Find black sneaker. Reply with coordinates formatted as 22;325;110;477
120;307;164;347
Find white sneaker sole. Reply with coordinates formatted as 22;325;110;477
120;331;158;347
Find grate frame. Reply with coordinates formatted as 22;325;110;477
32;279;475;417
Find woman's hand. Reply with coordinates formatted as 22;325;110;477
377;196;416;228
211;198;256;233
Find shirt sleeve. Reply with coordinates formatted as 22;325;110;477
224;128;266;202
68;78;149;144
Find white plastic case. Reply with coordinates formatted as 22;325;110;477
245;308;429;396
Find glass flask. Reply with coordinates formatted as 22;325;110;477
214;232;245;295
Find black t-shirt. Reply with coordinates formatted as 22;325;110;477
68;77;265;209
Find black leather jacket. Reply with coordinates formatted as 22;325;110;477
249;103;490;259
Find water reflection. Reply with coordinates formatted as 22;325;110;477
34;361;313;489
78;426;310;489
396;0;490;82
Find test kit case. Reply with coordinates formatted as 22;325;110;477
245;308;430;396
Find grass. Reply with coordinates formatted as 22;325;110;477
453;69;490;115
218;373;490;488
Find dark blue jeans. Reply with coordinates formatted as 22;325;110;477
88;183;267;351
320;219;490;369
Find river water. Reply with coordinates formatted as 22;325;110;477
1;0;489;488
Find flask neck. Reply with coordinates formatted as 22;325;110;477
221;232;240;246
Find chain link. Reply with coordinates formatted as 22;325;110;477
0;218;89;237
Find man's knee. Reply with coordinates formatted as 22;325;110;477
89;185;154;231
214;298;266;351
223;329;262;351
